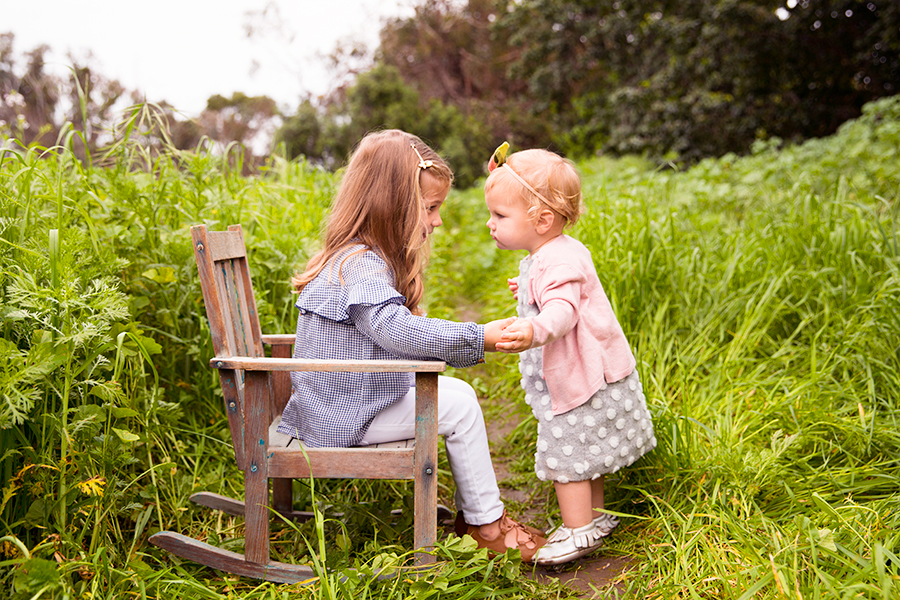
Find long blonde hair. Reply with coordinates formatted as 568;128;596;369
292;130;453;312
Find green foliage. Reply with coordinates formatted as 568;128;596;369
1;33;128;157
275;100;323;164
307;0;898;170
1;95;899;598
502;0;900;162
276;64;496;188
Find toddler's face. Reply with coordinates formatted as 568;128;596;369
485;190;541;252
420;171;450;240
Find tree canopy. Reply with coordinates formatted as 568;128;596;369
276;0;899;184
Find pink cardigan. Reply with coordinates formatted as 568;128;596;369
525;235;636;415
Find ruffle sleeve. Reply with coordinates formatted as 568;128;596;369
295;246;406;323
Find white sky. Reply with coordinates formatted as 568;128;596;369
2;0;413;117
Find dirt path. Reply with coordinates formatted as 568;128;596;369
484;404;633;599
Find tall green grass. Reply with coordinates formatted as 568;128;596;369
433;96;900;598
1;96;898;598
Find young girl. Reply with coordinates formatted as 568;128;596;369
276;130;545;561
486;147;656;566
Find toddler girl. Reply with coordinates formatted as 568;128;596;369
486;146;656;565
276;130;545;560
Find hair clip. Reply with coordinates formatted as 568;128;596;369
411;143;433;169
488;141;509;172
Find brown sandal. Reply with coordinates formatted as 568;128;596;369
454;510;547;562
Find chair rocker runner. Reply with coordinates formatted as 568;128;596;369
149;224;446;584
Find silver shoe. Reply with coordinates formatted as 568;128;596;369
545;513;619;544
535;522;604;565
594;513;619;537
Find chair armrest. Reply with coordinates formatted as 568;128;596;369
210;356;446;373
261;334;295;347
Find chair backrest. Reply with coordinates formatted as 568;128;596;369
191;224;264;469
192;224;265;359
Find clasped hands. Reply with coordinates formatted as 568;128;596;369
497;317;533;353
484;316;533;353
483;277;532;353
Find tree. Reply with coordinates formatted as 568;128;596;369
1;34;61;147
377;0;551;151
499;0;900;162
273;99;321;162
778;0;899;135
198;92;279;152
378;0;523;104
66;56;129;155
1;33;132;158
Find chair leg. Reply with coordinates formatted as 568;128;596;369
244;469;269;564
273;479;293;514
414;372;439;564
244;371;271;565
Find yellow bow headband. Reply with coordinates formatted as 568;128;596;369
487;141;552;207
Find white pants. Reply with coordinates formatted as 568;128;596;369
360;376;505;526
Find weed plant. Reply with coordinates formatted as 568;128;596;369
0;96;898;598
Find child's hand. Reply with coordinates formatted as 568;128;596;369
483;317;516;351
495;318;534;353
508;277;519;300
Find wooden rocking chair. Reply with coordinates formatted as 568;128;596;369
149;224;446;583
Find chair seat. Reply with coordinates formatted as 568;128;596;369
268;416;415;450
263;416;418;479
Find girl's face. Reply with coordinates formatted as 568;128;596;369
485;189;542;253
421;171;450;239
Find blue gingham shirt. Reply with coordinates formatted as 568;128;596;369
276;245;485;447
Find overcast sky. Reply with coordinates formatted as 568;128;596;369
3;0;413;117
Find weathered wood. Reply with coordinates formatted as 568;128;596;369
243;370;271;565
272;479;293;514
217;258;241;355
191;227;228;356
148;532;318;584
188;491;453;523
218;369;246;470
211;356;447;373
267;445;415;479
190;491;315;522
261;334;295;346
414;372;439;564
268;339;292;417
176;224;449;580
193;226;248;469
264;408;292;518
189;491;247;516
228;231;265;359
206;229;248;262
267;332;292;509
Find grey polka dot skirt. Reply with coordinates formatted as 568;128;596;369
517;254;656;484
524;364;657;483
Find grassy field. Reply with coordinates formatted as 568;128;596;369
1;97;898;598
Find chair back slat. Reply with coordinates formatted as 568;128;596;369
207;230;250;261
217;258;255;358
